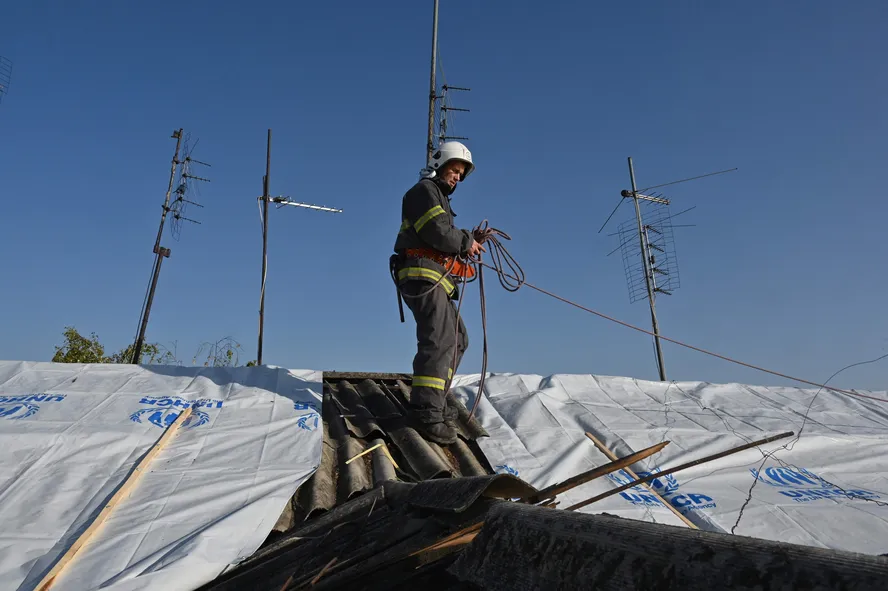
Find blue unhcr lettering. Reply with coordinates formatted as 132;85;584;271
753;466;881;504
293;400;321;431
296;414;319;431
608;467;718;513
495;464;520;477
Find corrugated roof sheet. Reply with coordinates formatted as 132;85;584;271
275;372;493;530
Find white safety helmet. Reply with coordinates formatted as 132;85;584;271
429;141;475;180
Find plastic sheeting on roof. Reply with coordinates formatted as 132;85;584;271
0;361;323;591
451;372;888;555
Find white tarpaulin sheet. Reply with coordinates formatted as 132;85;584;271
451;372;888;555
0;361;323;591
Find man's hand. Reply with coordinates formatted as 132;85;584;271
467;239;486;258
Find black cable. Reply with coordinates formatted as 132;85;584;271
730;351;888;533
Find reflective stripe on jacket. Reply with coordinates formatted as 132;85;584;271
393;178;472;298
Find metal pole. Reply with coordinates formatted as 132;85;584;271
426;0;439;165
628;157;667;381
257;129;271;366
132;129;183;364
133;248;168;364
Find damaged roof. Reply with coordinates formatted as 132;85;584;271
201;372;888;590
202;476;888;591
274;372;493;530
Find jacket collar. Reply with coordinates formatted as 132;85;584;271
432;176;456;197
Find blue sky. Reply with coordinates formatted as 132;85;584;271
1;1;886;390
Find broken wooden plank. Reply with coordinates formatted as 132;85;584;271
409;521;485;557
568;431;794;511
585;431;698;529
522;440;669;504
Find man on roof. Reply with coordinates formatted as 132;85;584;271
390;141;484;445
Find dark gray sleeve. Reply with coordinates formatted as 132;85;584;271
404;182;473;255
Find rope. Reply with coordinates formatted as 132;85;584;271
467;233;888;405
402;220;888;428
461;221;525;417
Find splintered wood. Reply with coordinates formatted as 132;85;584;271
522;440;670;504
568;431;794;511
585;432;698;529
410;521;485;558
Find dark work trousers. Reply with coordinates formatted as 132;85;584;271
400;279;468;424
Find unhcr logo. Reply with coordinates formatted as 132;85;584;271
607;468;716;513
129;396;223;429
751;466;881;504
495;464;519;477
293;401;320;431
0;393;66;420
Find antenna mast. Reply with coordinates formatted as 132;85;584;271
425;0;472;164
599;159;736;381
426;0;439;165
131;129;210;364
627;158;667;380
256;129;343;366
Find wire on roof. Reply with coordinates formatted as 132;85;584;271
474;261;888;404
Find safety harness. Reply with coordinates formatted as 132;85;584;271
389;246;475;324
390;221;521;419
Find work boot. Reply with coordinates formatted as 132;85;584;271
415;420;458;445
443;398;459;429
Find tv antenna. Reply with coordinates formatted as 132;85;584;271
439;84;471;147
170;134;210;240
0;56;12;107
131;129;211;364
599;158;736;381
256;129;343;366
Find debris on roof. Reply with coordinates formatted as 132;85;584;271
448;372;888;553
271;372;493;533
202;476;534;591
202;477;888;591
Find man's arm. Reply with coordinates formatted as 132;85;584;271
404;181;473;255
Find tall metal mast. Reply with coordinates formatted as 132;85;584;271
132;130;183;364
628;157;667;381
255;130;343;366
131;129;209;364
426;0;439;165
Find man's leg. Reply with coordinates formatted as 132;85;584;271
401;280;459;444
444;302;469;426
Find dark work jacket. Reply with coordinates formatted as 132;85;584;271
393;177;473;299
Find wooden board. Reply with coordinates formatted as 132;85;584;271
585;432;698;529
35;407;194;591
